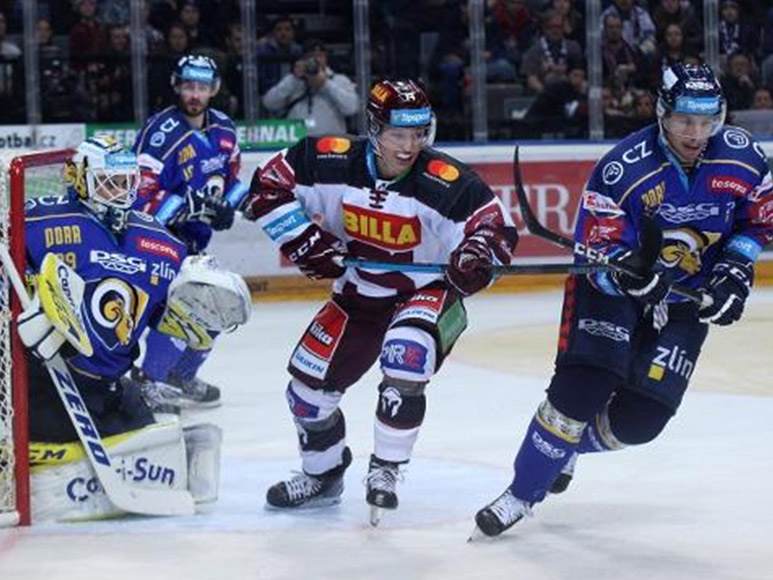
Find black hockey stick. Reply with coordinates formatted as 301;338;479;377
512;147;712;307
340;257;609;276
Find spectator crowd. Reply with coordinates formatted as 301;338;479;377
0;0;772;140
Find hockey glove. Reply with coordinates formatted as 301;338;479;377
280;224;346;280
699;252;754;326
446;229;508;296
17;292;66;360
205;197;236;231
613;248;672;305
178;188;235;230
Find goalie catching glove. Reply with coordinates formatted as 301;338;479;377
280;224;346;280
446;228;513;296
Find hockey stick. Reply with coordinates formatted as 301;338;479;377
341;257;609;276
0;244;195;517
512;147;712;308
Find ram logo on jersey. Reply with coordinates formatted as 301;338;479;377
660;228;721;274
90;250;147;274
88;278;149;348
342;204;421;250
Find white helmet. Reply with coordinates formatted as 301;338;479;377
65;136;140;233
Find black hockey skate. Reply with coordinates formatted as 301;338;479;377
471;489;532;539
266;447;352;509
126;367;182;415
550;452;578;494
169;375;221;409
365;455;403;527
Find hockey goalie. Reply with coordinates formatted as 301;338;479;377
14;137;251;522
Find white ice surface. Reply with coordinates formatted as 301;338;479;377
2;290;772;580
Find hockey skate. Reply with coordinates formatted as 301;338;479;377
365;455;403;527
550;452;578;494
266;447;352;509
168;374;221;409
125;367;182;415
470;489;532;540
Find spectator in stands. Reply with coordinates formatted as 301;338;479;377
431;0;518;112
0;10;20;58
600;0;657;59
262;39;360;136
551;0;584;48
100;0;130;26
94;24;133;121
69;0;103;59
520;9;583;96
256;15;303;95
651;0;701;56
225;21;244;118
752;87;773;110
647;22;692;90
36;17;60;58
719;0;759;66
178;0;216;50
601;12;641;94
490;0;535;71
0;10;21;122
148;21;190;111
721;51;759;111
524;65;588;137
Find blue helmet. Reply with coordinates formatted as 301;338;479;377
656;62;726;137
170;54;221;93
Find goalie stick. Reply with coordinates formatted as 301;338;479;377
0;243;195;517
339;257;610;276
512;147;712;308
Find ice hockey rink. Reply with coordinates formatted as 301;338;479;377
2;288;772;580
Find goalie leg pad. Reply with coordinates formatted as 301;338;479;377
183;423;222;503
30;418;189;522
286;378;347;476
374;379;426;463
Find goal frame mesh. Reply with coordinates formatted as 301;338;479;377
0;149;74;527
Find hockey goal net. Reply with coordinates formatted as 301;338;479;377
0;149;74;527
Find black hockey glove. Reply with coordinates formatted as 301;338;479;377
698;252;754;326
613;248;672;305
177;187;235;230
446;229;511;296
280;224;346;280
205;197;236;231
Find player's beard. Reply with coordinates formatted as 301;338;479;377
181;98;206;120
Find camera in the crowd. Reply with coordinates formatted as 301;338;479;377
304;57;320;77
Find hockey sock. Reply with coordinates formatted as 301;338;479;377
141;327;186;382
510;399;586;504
170;344;216;382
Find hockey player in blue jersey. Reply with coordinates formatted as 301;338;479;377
21;136;186;443
17;137;250;520
131;54;249;408
472;62;773;537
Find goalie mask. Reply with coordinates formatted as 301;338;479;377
367;79;436;154
65;136;140;234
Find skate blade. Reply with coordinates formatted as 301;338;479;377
369;505;382;527
264;496;342;511
467;525;491;543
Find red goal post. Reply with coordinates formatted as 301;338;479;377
0;148;74;527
